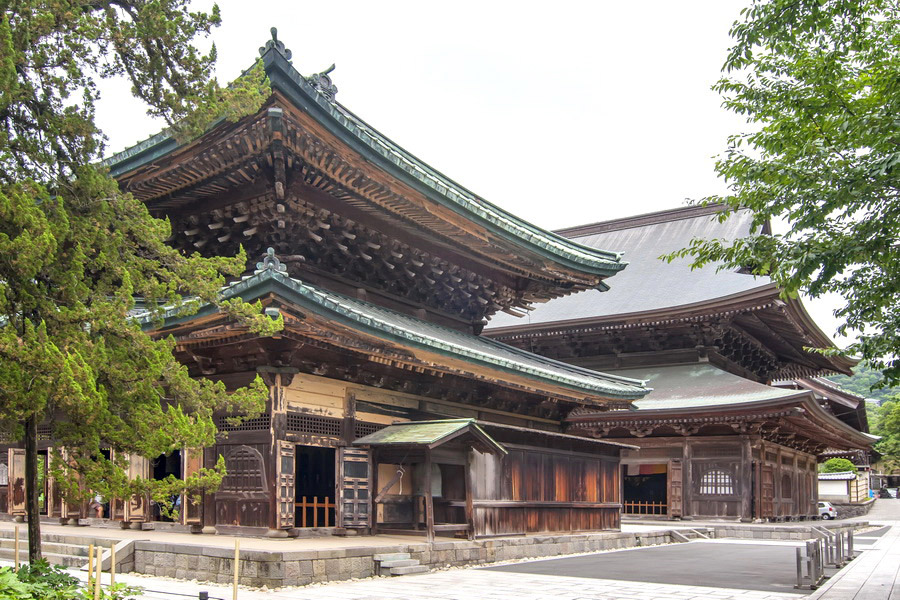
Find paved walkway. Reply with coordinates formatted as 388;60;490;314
808;498;900;600
68;559;806;600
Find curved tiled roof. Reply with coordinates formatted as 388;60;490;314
105;43;626;280
141;260;649;402
489;205;770;329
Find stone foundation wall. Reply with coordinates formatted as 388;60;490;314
131;530;672;588
831;499;875;519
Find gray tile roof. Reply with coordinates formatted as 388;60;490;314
601;363;802;411
488;206;772;329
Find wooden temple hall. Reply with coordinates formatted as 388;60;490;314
488;205;876;522
1;30;651;539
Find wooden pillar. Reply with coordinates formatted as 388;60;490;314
772;445;784;517
464;449;475;540
740;436;752;522
424;449;434;542
681;440;693;520
370;449;379;536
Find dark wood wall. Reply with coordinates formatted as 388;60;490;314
616;435;818;521
470;444;620;536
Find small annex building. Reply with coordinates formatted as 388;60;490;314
1;31;647;539
818;471;869;504
488;205;875;522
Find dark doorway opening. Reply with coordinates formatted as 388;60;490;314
151;450;182;521
623;464;668;516
295;446;336;527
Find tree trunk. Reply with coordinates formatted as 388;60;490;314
24;414;42;562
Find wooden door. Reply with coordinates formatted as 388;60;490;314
759;464;775;519
125;455;149;522
275;441;295;530
58;449;83;520
668;459;683;518
338;447;371;528
7;449;25;516
181;448;203;525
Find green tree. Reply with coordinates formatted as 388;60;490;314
829;363;897;405
875;400;900;473
666;0;899;386
820;458;858;473
0;2;276;562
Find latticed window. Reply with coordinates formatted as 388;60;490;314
699;469;735;495
221;446;266;493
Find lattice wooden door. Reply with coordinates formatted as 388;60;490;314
339;447;371;528
668;459;683;518
182;448;203;525
276;441;296;529
7;449;25;515
760;464;775;519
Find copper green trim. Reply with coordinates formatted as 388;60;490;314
352;418;506;454
138;266;649;401
104;46;626;279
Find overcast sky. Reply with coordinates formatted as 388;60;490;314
94;0;849;347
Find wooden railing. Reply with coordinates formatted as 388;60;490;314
295;496;335;527
623;500;667;515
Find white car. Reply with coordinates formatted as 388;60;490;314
818;501;837;519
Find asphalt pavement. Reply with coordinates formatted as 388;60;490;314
487;539;809;595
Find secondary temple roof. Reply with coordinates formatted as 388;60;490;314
565;363;875;453
139;250;649;406
488;204;856;379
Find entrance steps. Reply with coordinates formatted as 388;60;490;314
669;527;714;543
373;552;429;576
0;528;121;568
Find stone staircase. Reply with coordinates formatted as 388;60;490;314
373;552;429;576
0;529;121;568
669;527;715;543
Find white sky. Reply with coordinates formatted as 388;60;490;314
94;0;849;347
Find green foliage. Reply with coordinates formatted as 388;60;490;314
821;458;858;473
0;561;142;599
829;362;898;404
826;363;900;472
0;0;280;554
665;0;900;387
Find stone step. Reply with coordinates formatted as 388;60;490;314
0;548;86;568
379;559;420;568
373;552;411;562
389;564;429;576
0;531;120;548
0;539;91;556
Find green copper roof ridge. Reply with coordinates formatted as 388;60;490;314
103;43;628;278
275;59;626;274
267;271;647;398
142;264;649;400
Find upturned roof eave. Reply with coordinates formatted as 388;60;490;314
103;45;627;282
141;267;650;403
486;281;782;335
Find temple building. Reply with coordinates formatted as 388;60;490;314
487;205;875;521
2;31;649;539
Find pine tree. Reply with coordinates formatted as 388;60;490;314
0;1;276;561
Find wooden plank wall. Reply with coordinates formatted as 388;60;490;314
470;446;620;536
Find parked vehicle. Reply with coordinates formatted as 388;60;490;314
818;501;837;519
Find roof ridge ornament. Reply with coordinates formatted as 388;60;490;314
259;27;292;61
306;64;338;101
255;248;288;275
